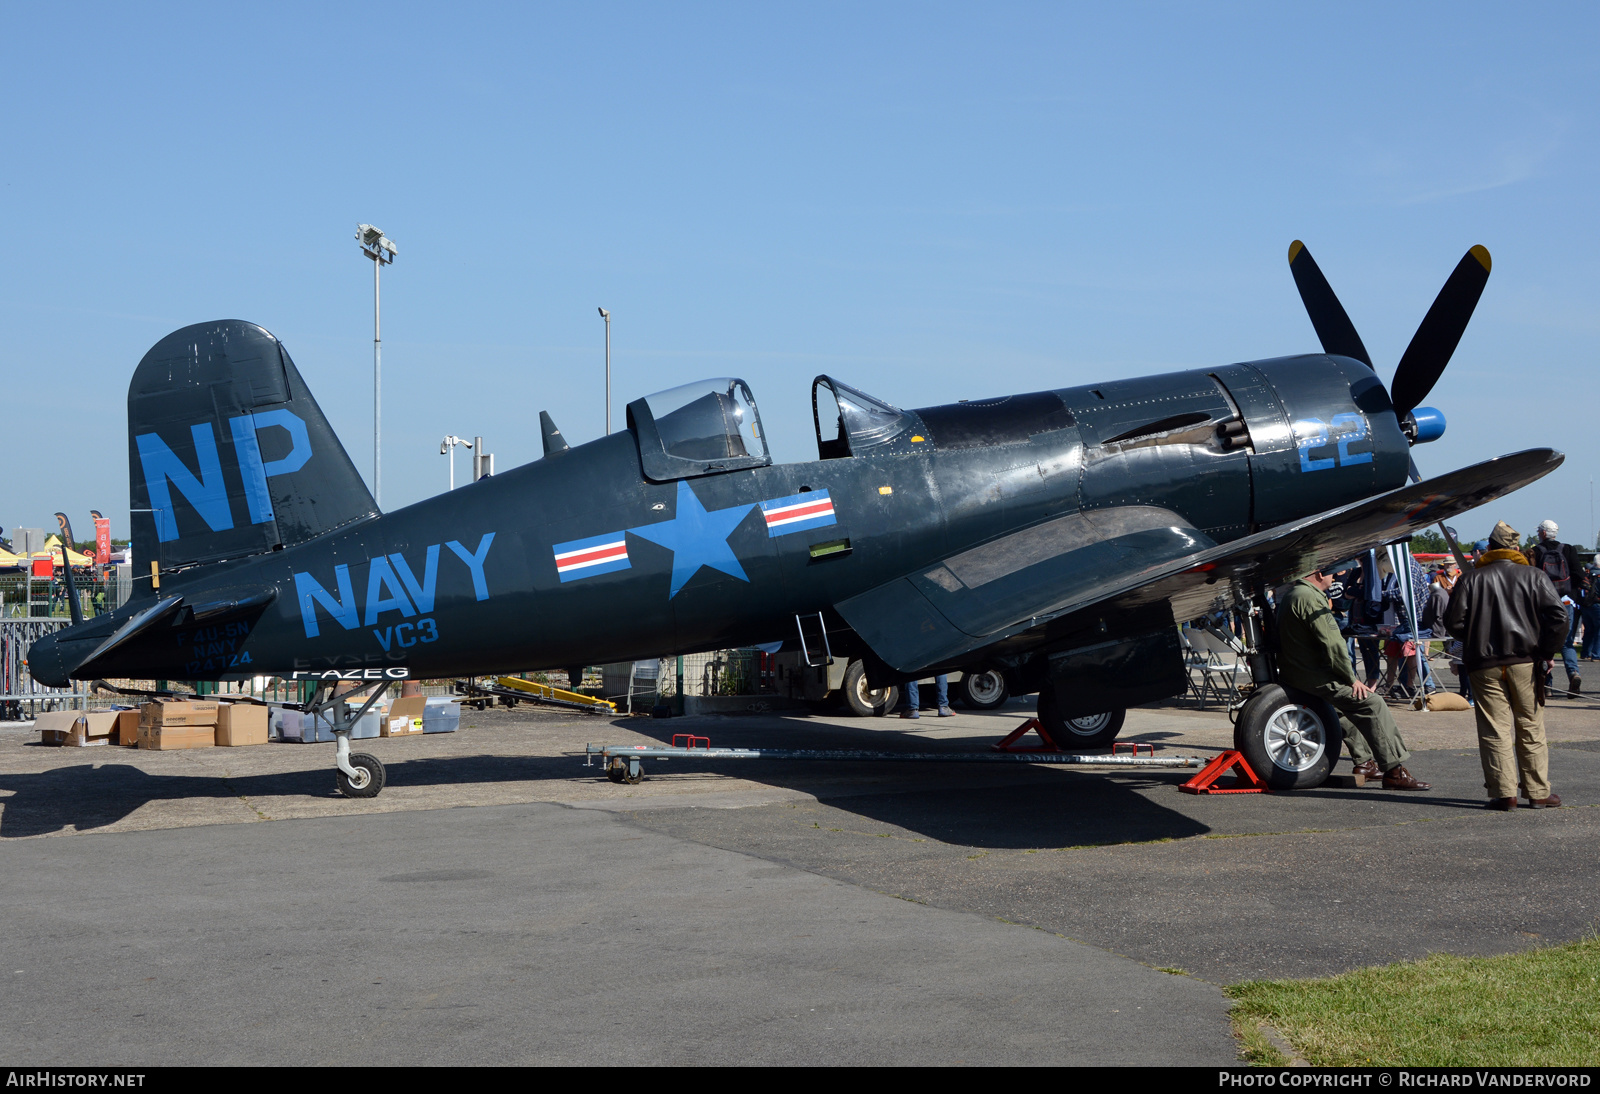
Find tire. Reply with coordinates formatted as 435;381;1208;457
1036;690;1126;750
1232;684;1343;791
336;752;386;798
957;668;1009;710
841;660;898;717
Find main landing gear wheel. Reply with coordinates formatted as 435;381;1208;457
336;753;386;798
1036;690;1126;750
841;659;898;717
1233;684;1343;791
957;668;1009;710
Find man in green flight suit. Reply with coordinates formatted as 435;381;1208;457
1277;567;1431;790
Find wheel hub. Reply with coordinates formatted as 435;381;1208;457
1066;712;1111;735
1263;705;1326;772
969;673;1002;702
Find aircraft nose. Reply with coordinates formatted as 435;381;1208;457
25;629;72;688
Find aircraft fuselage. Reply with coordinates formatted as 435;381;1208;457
30;352;1407;688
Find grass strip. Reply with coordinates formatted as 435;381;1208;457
1227;935;1600;1066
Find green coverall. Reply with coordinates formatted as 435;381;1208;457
1276;578;1411;771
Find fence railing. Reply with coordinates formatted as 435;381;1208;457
0;566;132;619
0;619;89;719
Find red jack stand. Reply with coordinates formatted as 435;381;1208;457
991;717;1063;752
1180;750;1269;795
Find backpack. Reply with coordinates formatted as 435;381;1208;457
1538;543;1571;592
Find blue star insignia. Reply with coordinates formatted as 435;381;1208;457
629;481;756;598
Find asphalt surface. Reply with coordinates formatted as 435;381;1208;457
619;740;1600;983
0;800;1232;1066
2;696;1596;1065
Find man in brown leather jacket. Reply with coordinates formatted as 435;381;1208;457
1442;520;1570;810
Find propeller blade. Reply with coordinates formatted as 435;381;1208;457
1390;245;1492;417
1287;240;1373;368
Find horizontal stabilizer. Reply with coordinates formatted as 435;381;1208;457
67;595;186;680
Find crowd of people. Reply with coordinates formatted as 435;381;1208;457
1323;519;1595;705
1282;517;1582;809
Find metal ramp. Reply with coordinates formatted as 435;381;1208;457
455;675;618;714
585;729;1205;784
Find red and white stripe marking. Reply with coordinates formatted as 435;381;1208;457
554;539;628;574
763;497;836;530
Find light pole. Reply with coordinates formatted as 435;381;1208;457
598;307;611;434
357;224;398;506
440;435;472;491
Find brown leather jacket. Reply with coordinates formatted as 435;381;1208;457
1443;557;1568;671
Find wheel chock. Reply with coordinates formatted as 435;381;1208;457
1179;749;1269;794
991;717;1063;752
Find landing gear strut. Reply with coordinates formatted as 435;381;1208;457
304;679;394;798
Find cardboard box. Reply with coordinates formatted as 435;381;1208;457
382;696;427;737
80;712;118;738
38;711;111;747
140;699;220;727
214;703;268;747
114;710;141;746
140;723;216;750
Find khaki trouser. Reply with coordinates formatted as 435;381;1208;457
1470;663;1550;801
1303;682;1411;771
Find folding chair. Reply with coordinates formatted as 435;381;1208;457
1191;628;1246;705
1178;628;1214;708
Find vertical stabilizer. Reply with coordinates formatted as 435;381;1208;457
129;321;378;593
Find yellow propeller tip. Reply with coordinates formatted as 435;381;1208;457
1470;244;1492;272
1288;240;1304;263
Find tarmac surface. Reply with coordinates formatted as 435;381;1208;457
2;691;1597;1065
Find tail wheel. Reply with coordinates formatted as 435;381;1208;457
957;668;1009;710
1232;684;1343;790
841;659;898;717
336;752;386;798
1036;690;1126;750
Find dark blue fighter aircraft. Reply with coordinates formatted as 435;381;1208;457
30;242;1560;796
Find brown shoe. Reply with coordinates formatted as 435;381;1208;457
1381;765;1431;791
1486;797;1518;811
1529;793;1562;808
1352;760;1381;780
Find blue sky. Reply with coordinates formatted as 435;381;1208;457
2;3;1596;546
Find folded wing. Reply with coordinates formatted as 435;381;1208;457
835;448;1562;673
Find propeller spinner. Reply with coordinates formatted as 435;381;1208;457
1288;240;1492;448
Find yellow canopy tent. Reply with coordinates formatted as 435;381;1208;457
43;534;95;567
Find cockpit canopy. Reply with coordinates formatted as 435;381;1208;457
628;378;771;482
812;376;916;458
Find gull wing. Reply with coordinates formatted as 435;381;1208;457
835;448;1562;672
